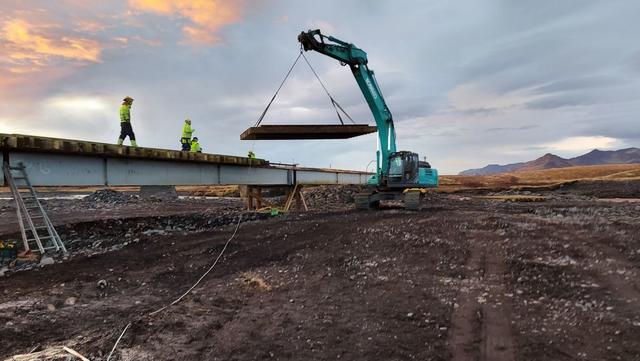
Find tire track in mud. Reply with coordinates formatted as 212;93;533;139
449;240;483;361
480;249;516;361
450;236;515;361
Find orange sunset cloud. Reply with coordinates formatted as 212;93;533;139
128;0;244;44
1;19;101;73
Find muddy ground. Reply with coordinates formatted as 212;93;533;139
1;184;640;360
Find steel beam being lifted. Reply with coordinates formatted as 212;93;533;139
240;124;377;140
0;134;372;187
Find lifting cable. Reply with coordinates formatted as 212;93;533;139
254;47;355;127
254;50;303;127
300;52;356;125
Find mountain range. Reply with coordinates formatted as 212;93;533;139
459;148;640;176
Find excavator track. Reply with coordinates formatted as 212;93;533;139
355;193;379;210
403;191;422;210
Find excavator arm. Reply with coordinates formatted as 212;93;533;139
298;29;396;181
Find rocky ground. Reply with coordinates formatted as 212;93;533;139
1;185;640;360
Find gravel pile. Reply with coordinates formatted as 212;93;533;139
303;185;367;210
83;189;138;204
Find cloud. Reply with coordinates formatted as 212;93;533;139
45;95;109;114
542;136;623;153
1;1;639;174
485;125;539;132
0;18;102;73
446;83;542;112
128;0;244;44
74;20;108;34
306;20;336;34
0;16;104;97
0;18;102;90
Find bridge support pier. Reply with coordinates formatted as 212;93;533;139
284;184;307;212
239;185;307;212
240;186;264;210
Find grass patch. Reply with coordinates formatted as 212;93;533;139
241;272;272;292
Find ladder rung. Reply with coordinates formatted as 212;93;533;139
27;236;53;242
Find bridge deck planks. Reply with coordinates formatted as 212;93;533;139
1;133;266;166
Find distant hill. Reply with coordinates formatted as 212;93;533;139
459;148;640;176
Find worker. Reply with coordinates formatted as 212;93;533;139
190;137;202;153
181;118;194;151
117;96;137;147
247;150;255;159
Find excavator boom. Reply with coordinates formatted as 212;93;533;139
298;29;438;209
299;30;396;181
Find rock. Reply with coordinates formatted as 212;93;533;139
84;189;138;205
47;304;56;311
97;279;108;289
64;297;77;306
39;257;55;266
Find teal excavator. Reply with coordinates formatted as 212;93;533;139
298;29;438;209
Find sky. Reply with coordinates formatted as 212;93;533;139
1;0;639;174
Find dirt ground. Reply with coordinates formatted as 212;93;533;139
1;184;640;360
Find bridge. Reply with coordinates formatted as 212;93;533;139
1;133;372;187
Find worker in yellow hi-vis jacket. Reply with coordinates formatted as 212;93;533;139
181;118;194;151
117;96;137;147
190;137;202;153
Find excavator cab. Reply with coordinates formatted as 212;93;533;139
387;151;438;188
387;151;419;186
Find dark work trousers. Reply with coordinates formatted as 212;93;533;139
181;138;191;151
119;122;136;141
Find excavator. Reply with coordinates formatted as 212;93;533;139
298;29;438;210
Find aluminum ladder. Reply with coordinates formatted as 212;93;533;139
2;162;67;254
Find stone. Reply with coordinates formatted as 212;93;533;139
39;257;55;266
